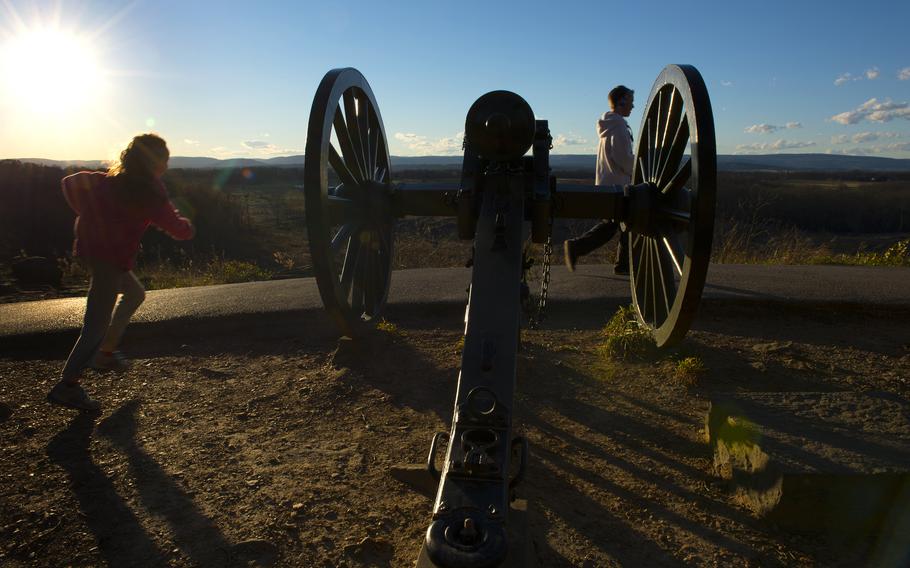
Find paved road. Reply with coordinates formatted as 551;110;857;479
1;264;908;343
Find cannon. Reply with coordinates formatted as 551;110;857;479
303;65;715;567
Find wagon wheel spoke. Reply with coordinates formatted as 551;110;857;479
648;238;663;325
367;108;381;180
661;157;691;195
650;90;665;182
351;237;366;315
343;89;367;181
330;220;361;252
656;113;689;190
658;225;685;277
645;112;656;182
656;89;685;187
329;145;360;189
633;234;651;322
334;106;365;185
339;235;362;299
355;92;372;178
653;238;677;321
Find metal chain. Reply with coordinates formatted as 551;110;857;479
528;210;554;330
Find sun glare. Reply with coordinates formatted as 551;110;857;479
1;25;106;115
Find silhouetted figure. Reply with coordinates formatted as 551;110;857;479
48;134;195;411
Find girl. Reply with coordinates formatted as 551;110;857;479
48;134;195;411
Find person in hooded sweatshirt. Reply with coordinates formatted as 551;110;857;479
563;85;634;275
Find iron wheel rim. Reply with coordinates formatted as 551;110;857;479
629;64;716;347
304;68;394;336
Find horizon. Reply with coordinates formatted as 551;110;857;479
2;1;909;162
12;151;910;162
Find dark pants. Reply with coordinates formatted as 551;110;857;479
570;221;629;266
60;260;145;383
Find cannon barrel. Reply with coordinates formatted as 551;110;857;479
464;91;535;162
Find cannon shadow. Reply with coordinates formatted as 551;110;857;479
513;341;784;565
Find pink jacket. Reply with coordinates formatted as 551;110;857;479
62;171;194;270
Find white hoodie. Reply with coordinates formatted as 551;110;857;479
595;111;634;186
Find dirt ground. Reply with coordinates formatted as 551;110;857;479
1;298;909;567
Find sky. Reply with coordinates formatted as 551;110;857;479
1;0;909;162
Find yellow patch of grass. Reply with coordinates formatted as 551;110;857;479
597;305;655;362
376;319;399;334
674;356;708;387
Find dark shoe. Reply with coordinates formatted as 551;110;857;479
91;350;130;372
47;382;101;412
613;264;629;276
564;240;577;272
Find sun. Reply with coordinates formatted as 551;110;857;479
0;24;106;115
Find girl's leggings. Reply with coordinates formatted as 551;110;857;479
60;259;145;383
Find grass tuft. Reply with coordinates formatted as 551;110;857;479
376;319;399;334
597;305;655;361
674;356;708;387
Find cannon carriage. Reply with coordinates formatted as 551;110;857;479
303;64;716;567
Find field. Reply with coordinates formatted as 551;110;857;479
2;299;908;566
0;162;908;303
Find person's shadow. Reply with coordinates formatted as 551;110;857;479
48;401;278;567
46;409;168;566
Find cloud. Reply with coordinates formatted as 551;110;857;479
242;140;273;149
835;67;880;85
735;139;816;153
207;141;303;158
721;80;733;87
183;139;200;146
830;98;910;124
744;123;778;134
827;142;910;156
899;67;910;80
744;122;802;134
831;132;901;145
852;132;879;143
834;73;854;86
393;131;463;155
552;133;589;150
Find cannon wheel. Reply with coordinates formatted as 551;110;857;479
304;68;394;336
629;64;716;347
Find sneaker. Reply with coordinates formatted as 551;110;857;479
47;382;100;412
91;351;130;372
563;240;577;272
613;264;630;276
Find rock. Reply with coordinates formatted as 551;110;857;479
342;536;393;567
230;539;278;567
707;391;910;535
11;256;62;290
751;341;792;354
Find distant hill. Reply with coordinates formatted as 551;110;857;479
9;153;910;172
